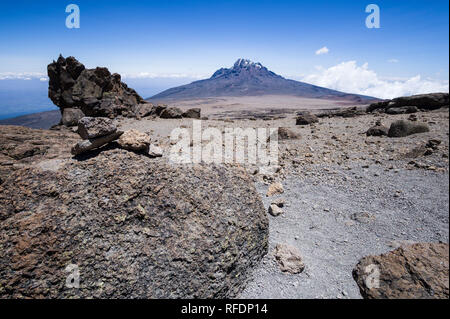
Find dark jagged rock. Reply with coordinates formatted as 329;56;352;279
368;93;449;113
160;107;183;119
61;108;85;127
388;120;430;138
48;55;147;120
0;149;269;298
182;108;201;119
353;243;449;299
296;112;319;125
366;120;389;136
385;106;418;115
317;106;367;118
276;127;301;140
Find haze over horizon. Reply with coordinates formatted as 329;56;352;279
0;0;448;118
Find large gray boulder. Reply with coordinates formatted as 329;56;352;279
77;117;117;140
388;120;430;137
48;55;145;120
0;150;268;298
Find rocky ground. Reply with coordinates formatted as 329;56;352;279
117;107;450;298
0;104;448;298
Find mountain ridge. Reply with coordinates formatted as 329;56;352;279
149;59;378;103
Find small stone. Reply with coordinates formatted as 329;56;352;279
271;198;285;208
266;182;284;197
148;144;163;158
274;244;305;274
268;204;283;216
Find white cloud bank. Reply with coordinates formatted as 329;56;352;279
302;61;449;99
0;72;47;80
315;46;329;55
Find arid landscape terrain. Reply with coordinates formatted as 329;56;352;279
0;56;448;299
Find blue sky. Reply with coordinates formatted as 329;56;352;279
0;0;448;117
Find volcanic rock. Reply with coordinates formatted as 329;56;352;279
48;55;145;120
61;108;85;127
368;93;449;113
160;107;183;119
182;108;201;119
71;131;123;156
267;182;284;196
366;121;389;137
277;127;301;140
117;129;150;152
296;112;318;125
274;244;305;274
388;120;430;138
268;204;283;216
386;106;418;115
0;150;268;298
148;144;163;158
77;117;117;140
353;243;449;299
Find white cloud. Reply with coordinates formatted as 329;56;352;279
388;59;399;63
302;61;449;99
39;77;49;82
0;72;46;80
315;46;329;55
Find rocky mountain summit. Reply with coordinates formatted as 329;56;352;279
48;55;147;120
150;59;377;103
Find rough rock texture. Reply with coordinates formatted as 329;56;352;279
388;120;430;138
61;108;85;127
182;108;201;119
296;112;319;125
274;244;305;274
48;55;146;119
266;182;284;196
117;129;150;152
160;107;183;119
277;127;301;140
78;117;117;140
353;243;449;299
268;204;283;216
132;103;155;119
0;149;268;298
71;131;123;156
0;125;78;184
317;106;366;118
386;106;418;115
366;121;389;137
368;93;449;113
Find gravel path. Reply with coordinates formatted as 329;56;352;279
239;163;449;299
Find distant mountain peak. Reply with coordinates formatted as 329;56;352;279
150;59;378;103
211;58;275;80
233;58;263;70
